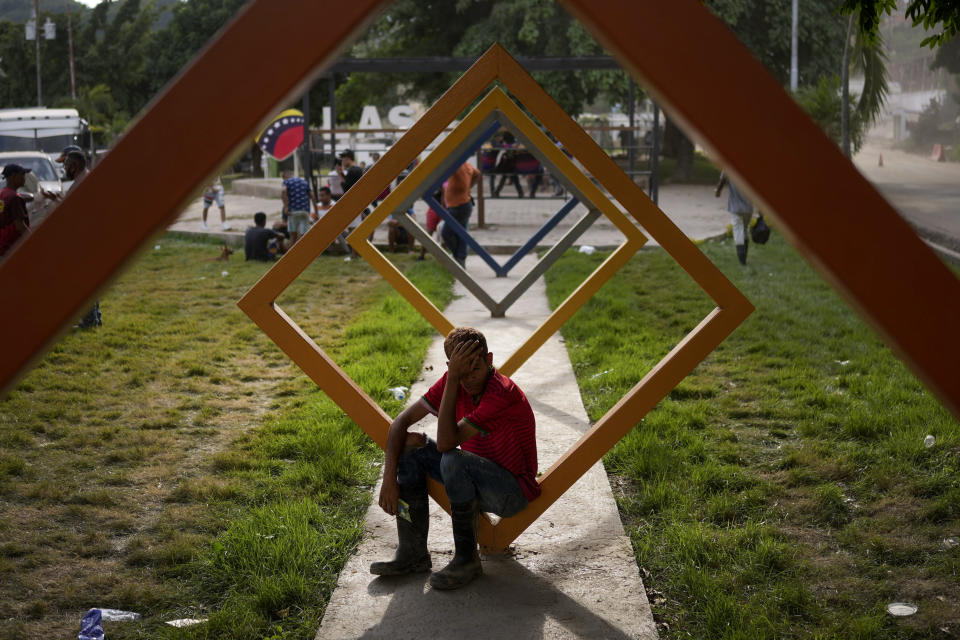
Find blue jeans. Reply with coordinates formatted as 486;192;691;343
440;202;473;267
398;437;527;517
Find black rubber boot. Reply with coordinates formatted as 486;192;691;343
429;500;482;590
736;243;748;265
369;485;431;576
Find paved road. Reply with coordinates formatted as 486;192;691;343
854;143;960;253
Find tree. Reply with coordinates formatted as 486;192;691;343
147;0;247;98
75;0;156;117
664;0;850;181
840;0;960;48
333;0;629;123
709;0;847;85
59;83;127;144
840;11;888;157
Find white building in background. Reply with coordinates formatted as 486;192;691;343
860;77;948;142
867;6;951;142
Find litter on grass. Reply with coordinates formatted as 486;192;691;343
99;609;141;622
578;245;596;255
221;270;229;277
887;602;918;616
78;609;103;640
388;386;409;401
166;618;208;628
942;538;957;550
79;608;141;640
924;435;936;448
590;369;613;379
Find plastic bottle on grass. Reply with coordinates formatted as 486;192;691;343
79;609;104;640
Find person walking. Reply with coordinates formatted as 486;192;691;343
716;171;753;265
441;161;481;268
202;177;229;230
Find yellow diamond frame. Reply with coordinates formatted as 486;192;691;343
4;1;954;549
238;44;753;551
347;86;647;377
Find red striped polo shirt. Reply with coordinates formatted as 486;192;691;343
421;369;541;501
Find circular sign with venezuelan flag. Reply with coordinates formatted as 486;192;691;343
256;109;305;161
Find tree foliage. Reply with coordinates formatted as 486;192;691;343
840;0;960;47
707;0;846;86
0;0;243;142
797;75;871;152
334;0;630;120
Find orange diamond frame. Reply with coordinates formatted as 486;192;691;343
238;44;752;551
0;0;958;541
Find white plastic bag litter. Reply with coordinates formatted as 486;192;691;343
887;602;917;616
99;609;141;622
166;618;208;628
578;245;596;255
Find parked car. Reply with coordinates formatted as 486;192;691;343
0;150;63;226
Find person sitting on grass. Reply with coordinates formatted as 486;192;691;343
245;211;286;261
387;209;416;254
372;327;540;590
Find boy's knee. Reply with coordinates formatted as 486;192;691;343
439;449;467;481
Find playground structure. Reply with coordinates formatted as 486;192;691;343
354;88;649;325
241;44;752;552
1;0;958;547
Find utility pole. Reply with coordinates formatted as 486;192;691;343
790;0;798;92
66;0;76;100
33;0;42;106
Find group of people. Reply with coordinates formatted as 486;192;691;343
243;149;364;262
0;145;100;328
242;148;483;267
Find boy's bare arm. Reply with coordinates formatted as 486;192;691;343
379;400;429;515
436;341;482;452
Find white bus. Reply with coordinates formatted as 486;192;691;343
0;107;91;158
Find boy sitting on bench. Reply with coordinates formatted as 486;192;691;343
372;327;540;590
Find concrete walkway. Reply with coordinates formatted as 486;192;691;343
168;180;729;251
316;253;657;640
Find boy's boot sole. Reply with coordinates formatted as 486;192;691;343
429;554;482;590
429;499;482;590
370;554;432;576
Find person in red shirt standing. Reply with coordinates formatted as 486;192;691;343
372;327;539;590
0;164;32;258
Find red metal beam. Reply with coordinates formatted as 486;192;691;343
562;0;960;418
0;0;387;395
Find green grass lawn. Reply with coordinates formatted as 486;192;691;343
0;235;452;639
544;233;959;640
